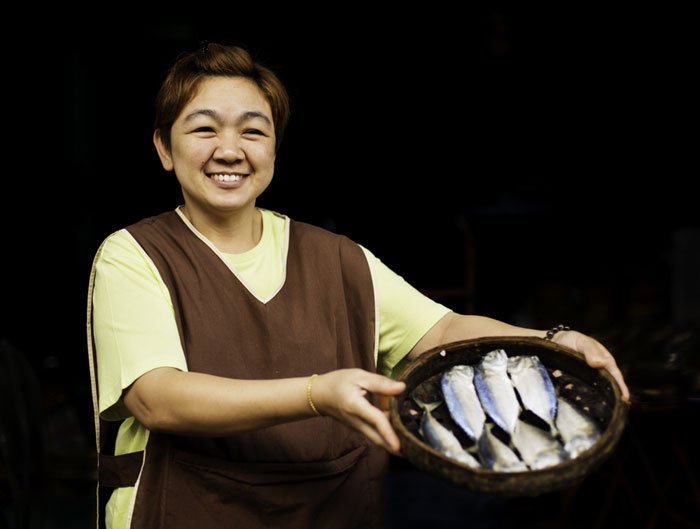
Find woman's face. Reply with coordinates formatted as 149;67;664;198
155;76;276;216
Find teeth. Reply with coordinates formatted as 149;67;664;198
210;173;244;182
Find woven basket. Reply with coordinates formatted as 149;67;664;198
389;336;629;496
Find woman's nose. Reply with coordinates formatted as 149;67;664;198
214;133;244;162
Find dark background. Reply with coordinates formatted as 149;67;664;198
1;8;698;528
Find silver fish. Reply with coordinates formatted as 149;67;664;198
507;355;558;433
441;365;486;441
474;349;521;435
417;400;481;468
478;424;527;472
555;397;601;458
511;419;568;470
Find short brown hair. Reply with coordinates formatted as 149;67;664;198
154;43;290;151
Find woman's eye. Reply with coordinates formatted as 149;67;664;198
194;127;215;133
244;129;265;136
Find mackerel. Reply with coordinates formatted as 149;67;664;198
474;349;521;435
507;355;558;433
511;419;568;470
555;397;600;458
441;365;486;441
416;400;481;468
478;423;527;472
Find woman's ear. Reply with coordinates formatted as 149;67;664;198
153;130;174;171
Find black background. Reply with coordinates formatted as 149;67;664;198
1;7;697;528
3;9;695;373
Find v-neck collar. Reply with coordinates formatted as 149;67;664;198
174;206;290;304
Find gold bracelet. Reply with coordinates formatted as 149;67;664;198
307;374;322;416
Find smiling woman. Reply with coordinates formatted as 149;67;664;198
153;76;278;253
86;42;628;529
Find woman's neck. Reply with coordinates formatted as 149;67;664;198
182;204;262;254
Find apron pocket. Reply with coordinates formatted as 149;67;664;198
161;445;375;528
172;444;367;484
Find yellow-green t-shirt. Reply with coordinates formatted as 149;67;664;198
92;207;450;528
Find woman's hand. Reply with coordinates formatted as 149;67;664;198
312;369;405;455
552;331;630;402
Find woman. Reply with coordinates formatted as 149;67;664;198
87;42;629;529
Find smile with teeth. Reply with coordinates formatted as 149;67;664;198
208;173;246;182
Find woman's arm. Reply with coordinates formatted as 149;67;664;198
123;368;310;435
99;233;406;454
407;312;630;400
123;366;405;453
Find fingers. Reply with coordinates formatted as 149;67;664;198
347;373;403;454
316;369;405;454
583;347;613;368
359;373;406;397
579;338;631;403
554;332;631;402
350;400;402;455
605;362;630;402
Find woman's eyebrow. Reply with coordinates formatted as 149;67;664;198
182;109;272;126
236;111;272;126
183;108;223;124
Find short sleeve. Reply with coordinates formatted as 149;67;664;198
92;230;188;420
361;247;451;376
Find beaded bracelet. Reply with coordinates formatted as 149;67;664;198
306;374;322;416
544;324;571;341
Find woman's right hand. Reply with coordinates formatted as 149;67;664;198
312;369;406;455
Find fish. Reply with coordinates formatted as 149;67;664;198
511;419;568;470
478;423;527;472
555;397;601;458
474;349;521;435
415;399;481;468
441;365;486;441
507;355;558;433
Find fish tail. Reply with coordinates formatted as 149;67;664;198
413;396;442;413
549;422;560;438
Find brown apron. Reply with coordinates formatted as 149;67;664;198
88;211;388;528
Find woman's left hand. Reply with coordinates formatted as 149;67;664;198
552;330;630;402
